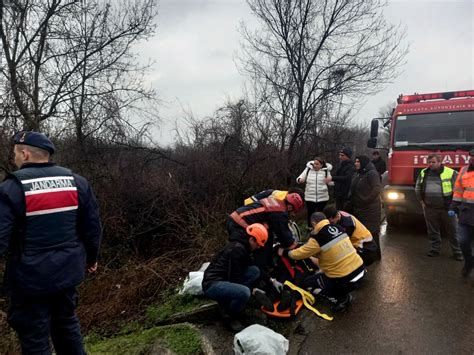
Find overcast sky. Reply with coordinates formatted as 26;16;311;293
137;0;474;145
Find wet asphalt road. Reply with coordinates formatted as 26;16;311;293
289;220;474;354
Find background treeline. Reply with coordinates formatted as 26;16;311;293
0;0;403;334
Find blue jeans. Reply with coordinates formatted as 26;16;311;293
458;223;474;267
7;287;85;355
204;266;260;316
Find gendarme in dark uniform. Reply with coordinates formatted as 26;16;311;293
0;131;101;354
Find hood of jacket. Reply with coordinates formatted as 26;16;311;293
358;161;376;175
228;231;251;251
306;161;333;171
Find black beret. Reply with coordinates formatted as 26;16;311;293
14;131;55;154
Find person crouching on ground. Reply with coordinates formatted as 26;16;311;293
278;212;366;312
202;223;276;332
323;205;379;266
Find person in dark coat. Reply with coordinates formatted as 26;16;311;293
0;131;101;354
324;147;355;210
371;151;387;177
349;155;382;259
202;223;278;332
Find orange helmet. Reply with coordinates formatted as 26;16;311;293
286;192;303;212
246;223;268;247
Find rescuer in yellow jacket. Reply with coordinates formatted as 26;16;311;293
323;205;379;266
278;212;365;312
449;148;474;277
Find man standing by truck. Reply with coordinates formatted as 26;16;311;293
450;149;474;277
371;151;386;178
415;153;462;259
324;147;355;210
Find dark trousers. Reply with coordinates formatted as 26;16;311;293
423;206;461;254
358;240;379;266
306;201;328;228
302;265;365;304
7;287;85;355
204;266;260;316
458;223;474;268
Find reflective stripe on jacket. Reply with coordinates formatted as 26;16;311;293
450;165;474;226
288;220;363;278
453;166;474;204
12;165;79;253
244;189;288;205
419;166;456;198
339;211;373;249
229;197;294;247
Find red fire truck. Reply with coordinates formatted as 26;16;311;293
368;90;474;225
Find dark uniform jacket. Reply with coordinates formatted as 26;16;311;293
332;160;355;199
202;232;253;291
0;163;101;295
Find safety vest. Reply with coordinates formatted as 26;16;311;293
12;165;80;254
453;166;474;204
419;166;455;198
230;197;284;229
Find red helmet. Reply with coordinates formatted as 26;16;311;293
286;192;303;212
246;223;268;247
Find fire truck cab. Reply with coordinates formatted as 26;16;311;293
368;90;474;226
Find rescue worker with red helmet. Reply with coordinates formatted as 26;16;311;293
202;223;274;332
231;192;303;245
243;187;304;206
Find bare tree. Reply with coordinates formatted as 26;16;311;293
0;0;159;144
239;0;407;162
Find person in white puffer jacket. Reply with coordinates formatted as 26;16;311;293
296;157;333;229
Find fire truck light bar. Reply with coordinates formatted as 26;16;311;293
397;90;474;104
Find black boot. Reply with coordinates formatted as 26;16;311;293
253;288;274;312
277;289;292;312
330;293;353;313
219;310;245;332
373;232;381;260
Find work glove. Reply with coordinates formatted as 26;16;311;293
447;210;456;217
270;278;284;293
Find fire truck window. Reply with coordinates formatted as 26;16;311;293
394;111;474;145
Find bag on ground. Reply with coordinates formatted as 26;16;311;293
178;262;210;296
233;324;289;355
